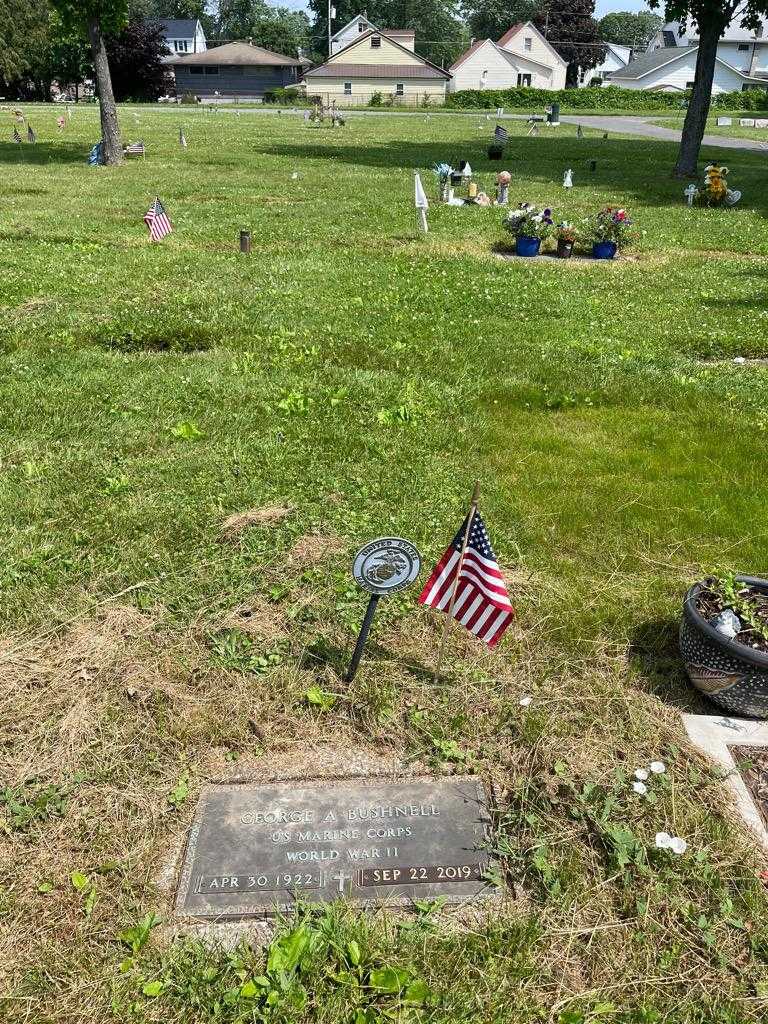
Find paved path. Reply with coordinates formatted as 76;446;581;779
561;114;768;153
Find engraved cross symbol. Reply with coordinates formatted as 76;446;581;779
332;870;352;893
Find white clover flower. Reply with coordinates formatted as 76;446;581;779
669;837;687;855
519;696;532;707
632;781;647;795
649;761;666;775
634;768;649;781
655;832;673;849
655;832;686;855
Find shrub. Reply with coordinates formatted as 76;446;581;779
179;92;197;105
445;84;768;112
369;91;383;106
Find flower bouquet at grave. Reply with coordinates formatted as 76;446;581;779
584;206;637;259
502;203;554;258
555;221;578;259
433;162;453;201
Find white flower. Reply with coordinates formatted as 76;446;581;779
634;768;649;781
649;761;666;775
519;696;532;707
632;781;647;795
655;831;687;855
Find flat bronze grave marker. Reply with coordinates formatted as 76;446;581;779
176;776;493;918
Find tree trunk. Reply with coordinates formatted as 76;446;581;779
673;19;721;178
87;16;122;165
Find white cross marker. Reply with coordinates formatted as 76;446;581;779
332;870;353;893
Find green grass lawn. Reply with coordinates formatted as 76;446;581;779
652;111;768;140
3;104;768;1024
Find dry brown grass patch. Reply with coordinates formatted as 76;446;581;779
219;502;294;540
288;531;347;566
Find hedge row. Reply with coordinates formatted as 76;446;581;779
445;84;768;112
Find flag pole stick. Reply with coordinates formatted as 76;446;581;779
432;480;480;686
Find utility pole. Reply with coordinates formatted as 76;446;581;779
328;0;333;56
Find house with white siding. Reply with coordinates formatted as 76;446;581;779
626;16;768;91
449;21;567;93
158;18;207;59
330;13;415;55
304;29;450;107
578;43;631;87
607;44;768;92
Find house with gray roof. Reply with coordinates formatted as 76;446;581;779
168;41;304;99
158;18;207;59
607;43;768;93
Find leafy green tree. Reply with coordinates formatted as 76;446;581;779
0;0;51;91
647;0;768;176
106;18;169;100
463;0;539;42
213;1;311;56
534;0;605;85
48;0;128;164
598;10;663;49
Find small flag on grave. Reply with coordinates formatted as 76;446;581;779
494;124;508;144
144;196;173;242
66;105;72;120
420;491;514;652
27;124;36;143
13;126;21;144
414;172;429;233
179;126;187;148
576;124;584;139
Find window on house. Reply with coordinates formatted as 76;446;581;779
204;66;219;75
738;43;750;51
517;73;531;86
359;21;365;31
685;80;695;88
173;40;188;52
371;35;381;47
344;81;352;94
395;82;404;95
524;37;532;51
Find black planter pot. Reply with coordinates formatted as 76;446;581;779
487;146;503;160
556;239;573;259
680;576;768;717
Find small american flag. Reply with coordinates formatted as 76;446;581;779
419;511;514;648
179;126;187;148
13;126;21;144
144;196;173;242
27;124;36;143
494;124;508;143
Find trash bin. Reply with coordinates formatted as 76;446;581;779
549;102;560;125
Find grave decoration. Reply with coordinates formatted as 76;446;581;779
496;171;511;206
563;168;573;189
86;141;103;166
584;206;636;260
681;575;768;718
502;203;554;257
687;163;741;207
414;173;429;233
346;537;421;681
555;222;577;259
433;162;453;202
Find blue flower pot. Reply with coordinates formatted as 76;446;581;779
516;235;541;257
592;241;617;260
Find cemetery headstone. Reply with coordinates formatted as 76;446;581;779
755;118;768;129
740;118;756;127
175;776;494;918
716;117;733;126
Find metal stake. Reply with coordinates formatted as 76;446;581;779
346;594;380;682
240;229;251;254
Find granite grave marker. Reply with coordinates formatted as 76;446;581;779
176;776;493;918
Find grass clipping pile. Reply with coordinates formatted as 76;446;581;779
2;522;768;1019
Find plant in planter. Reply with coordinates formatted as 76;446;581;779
487;142;504;160
586;206;637;260
680;573;768;717
503;203;553;257
555;221;577;259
